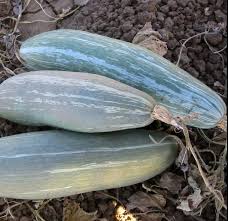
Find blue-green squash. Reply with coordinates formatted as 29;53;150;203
0;71;156;132
19;30;226;129
0;129;177;199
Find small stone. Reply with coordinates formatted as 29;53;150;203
74;0;90;5
215;10;227;22
193;59;206;73
158;29;171;41
206;62;218;72
157;12;165;21
164;17;174;29
168;11;178;17
216;0;224;7
176;0;188;7
167;0;178;10
122;0;133;6
81;8;89;16
205;33;223;46
123;6;135;17
209;54;221;64
20;217;32;221
186;67;200;78
197;0;209;6
180;53;191;64
122;29;137;42
160;5;169;13
121;22;133;32
137;11;153;24
167;39;179;49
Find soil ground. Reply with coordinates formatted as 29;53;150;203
0;0;227;221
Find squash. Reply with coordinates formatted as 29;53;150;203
20;29;226;129
0;71;155;132
0;129;177;200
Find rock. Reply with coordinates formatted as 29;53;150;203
164;17;174;29
216;0;224;7
20;217;32;221
123;6;135;17
122;0;133;6
215;9;227;22
167;39;179;49
137;11;153;24
74;0;90;6
197;0;209;6
121;21;133;32
18;7;56;40
168;11;179;17
193;59;206;73
209;54;221;64
176;0;188;7
205;33;223;46
180;53;191;64
47;0;74;13
157;12;165;21
167;0;178;10
122;29;137;42
158;29;171;41
186;67;200;78
160;5;169;13
206;62;218;72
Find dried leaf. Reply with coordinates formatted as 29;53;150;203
133;22;168;56
127;191;166;212
159;172;185;194
115;205;137;221
176;145;189;173
177;176;203;212
63;199;97;221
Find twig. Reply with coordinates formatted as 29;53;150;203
176;31;208;66
181;124;227;210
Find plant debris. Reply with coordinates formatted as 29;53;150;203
133;22;168;56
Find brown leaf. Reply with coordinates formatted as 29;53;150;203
159;172;185;194
177;176;203;212
63;199;97;221
133;22;168;56
126;192;166;212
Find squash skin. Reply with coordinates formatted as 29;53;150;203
0;71;155;132
0;129;177;200
20;30;226;129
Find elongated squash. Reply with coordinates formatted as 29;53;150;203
0;71;155;132
0;129;177;200
20;30;226;129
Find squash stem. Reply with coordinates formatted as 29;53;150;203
151;105;180;128
217;115;227;132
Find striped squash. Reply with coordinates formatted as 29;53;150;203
0;71;155;132
20;30;226;129
0;129;178;199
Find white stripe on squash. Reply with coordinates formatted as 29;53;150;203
0;71;156;132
